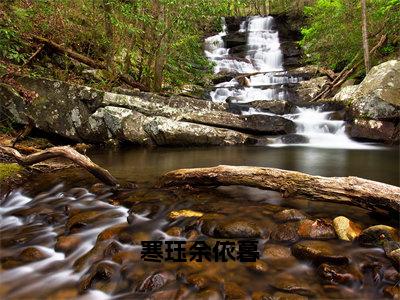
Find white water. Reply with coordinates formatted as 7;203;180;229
205;16;379;149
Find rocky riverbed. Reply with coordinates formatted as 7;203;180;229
0;167;399;299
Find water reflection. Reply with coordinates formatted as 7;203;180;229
88;146;399;186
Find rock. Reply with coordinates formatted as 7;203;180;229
66;211;102;233
295;76;329;103
298;219;337;240
334;85;358;102
271;223;300;243
237;114;295;134
345;119;398;143
355;225;399;247
333;216;362;241
222;32;247;48
246;100;295;115
143;116;254;146
165;227;182;237
273;209;307;223
213;220;262;238
270;292;308;300
280;134;309;144
55;235;81;253
136;272;174;293
270;273;315;297
383;285;400;299
79;261;119;293
223;282;248;299
246;260;268;273
263;244;293;260
186;273;209;289
18;247;48;263
291;241;350;265
168;210;204;220
317;263;361;285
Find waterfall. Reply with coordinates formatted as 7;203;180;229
205;16;379;149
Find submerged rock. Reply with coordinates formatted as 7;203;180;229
213;220;263;238
280;134;309;144
291;241;350;265
270;273;316;297
298;219;337;240
333;216;362;241
271;222;300;243
355;225;399;247
317;263;361;285
136;272;174;293
273;209;307;223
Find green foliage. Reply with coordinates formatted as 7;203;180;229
0;28;27;64
300;0;400;71
0;163;23;181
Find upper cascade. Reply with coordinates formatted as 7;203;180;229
205;16;298;103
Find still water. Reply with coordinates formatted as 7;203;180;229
89;146;399;186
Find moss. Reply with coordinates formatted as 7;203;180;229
0;163;23;181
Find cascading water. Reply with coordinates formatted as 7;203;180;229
205;16;379;149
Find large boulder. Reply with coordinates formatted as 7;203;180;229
142;116;254;146
334;60;400;143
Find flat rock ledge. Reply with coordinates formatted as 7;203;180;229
0;77;296;146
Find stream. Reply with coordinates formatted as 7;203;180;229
1;15;399;300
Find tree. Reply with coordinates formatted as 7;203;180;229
361;0;370;72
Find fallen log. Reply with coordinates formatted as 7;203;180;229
159;165;400;214
0;145;119;186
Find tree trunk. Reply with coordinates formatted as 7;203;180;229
159;165;400;215
361;0;370;72
102;0;114;67
0;146;119;186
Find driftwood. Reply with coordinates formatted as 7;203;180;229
0;145;119;186
312;35;387;101
31;35;149;92
159;165;400;214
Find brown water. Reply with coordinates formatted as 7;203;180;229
0;145;399;300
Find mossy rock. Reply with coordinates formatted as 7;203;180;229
0;163;23;181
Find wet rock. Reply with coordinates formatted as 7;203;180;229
19;247;48;263
222;32;247;48
383;285;400;299
79;261;119;293
136;272;174;293
356;225;399;247
298;219;336;240
191;288;221;300
187;273;210;289
246;260;269;273
332;216;362;241
44;287;79;300
143;116;254;146
131;231;151;245
168;210;204;220
55;235;81;253
213;220;262;238
103;241;123;257
345;119;398;143
112;250;141;264
223;282;248;299
317;263;361;285
246;100;295;115
263;244;293;260
271;223;300;243
273;209;307;223
66;211;102;233
291;241;350;265
97;223;129;241
270;273;316;297
270;292;308;300
280;134;309;144
165;226;183;237
384;267;400;283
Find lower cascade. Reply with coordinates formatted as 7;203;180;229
205;16;378;149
